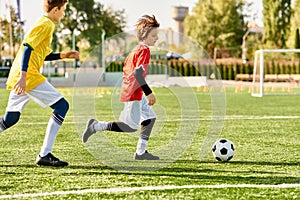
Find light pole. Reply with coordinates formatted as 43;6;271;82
101;30;105;69
72;31;80;82
242;27;263;63
242;29;250;63
72;31;76;81
61;29;79;81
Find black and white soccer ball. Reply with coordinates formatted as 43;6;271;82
212;139;235;162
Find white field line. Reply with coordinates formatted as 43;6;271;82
16;115;300;125
0;184;299;199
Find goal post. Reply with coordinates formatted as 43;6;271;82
252;50;264;97
252;49;300;97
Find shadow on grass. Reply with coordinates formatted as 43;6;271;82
0;164;111;171
175;159;300;166
66;162;300;185
1;159;299;170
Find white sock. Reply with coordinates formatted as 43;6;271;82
39;117;61;157
94;121;109;131
136;138;148;155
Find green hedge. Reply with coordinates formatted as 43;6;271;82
105;60;300;80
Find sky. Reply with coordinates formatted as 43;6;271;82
0;0;263;33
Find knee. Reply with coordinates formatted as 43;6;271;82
141;118;156;126
51;98;69;118
61;98;69;113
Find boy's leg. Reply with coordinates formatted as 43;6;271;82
1;90;29;133
36;98;69;167
134;96;159;160
136;118;156;155
0;118;6;132
134;118;159;160
0;112;21;132
39;98;69;157
82;120;137;143
27;81;68;167
100;121;137;132
82;101;139;143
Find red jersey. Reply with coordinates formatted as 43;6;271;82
120;43;150;102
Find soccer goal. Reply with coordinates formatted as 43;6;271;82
252;49;300;97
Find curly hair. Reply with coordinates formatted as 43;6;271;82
136;15;160;41
44;0;68;13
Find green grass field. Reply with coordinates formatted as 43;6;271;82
0;86;299;199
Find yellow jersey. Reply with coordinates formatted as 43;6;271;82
6;16;55;91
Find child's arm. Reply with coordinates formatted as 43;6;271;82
44;52;61;60
13;45;32;94
45;50;79;61
134;65;152;96
134;65;156;105
60;51;79;59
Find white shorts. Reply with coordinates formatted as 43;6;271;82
119;95;156;129
6;81;63;113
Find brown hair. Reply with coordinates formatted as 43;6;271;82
44;0;68;13
136;15;160;41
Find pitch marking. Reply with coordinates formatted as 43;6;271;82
19;115;300;125
0;184;299;199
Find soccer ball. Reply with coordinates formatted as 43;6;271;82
212;139;235;162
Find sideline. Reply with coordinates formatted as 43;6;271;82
0;184;299;199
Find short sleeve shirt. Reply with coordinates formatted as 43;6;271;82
120;43;150;102
6;16;54;91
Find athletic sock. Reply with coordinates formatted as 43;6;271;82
135;118;156;155
136;138;148;155
94;121;109;131
39;113;63;157
107;122;136;132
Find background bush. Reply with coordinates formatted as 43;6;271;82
105;59;300;81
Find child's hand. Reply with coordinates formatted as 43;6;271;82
147;93;156;106
13;72;27;95
61;51;79;59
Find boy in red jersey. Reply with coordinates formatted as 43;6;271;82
82;15;160;160
0;0;79;167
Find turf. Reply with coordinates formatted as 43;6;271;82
0;86;299;199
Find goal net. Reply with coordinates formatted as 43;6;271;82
252;49;300;97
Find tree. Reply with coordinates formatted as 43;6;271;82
296;29;300;49
295;28;300;58
262;0;292;48
57;0;125;51
286;0;300;48
184;0;245;58
0;6;23;58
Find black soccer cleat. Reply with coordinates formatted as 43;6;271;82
134;150;160;160
36;153;68;167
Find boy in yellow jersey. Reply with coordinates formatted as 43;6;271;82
0;0;79;167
